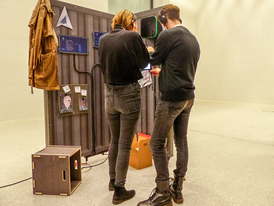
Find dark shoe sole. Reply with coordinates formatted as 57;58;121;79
112;199;123;205
112;192;135;205
162;203;173;206
170;188;183;204
137;202;172;206
112;196;135;205
172;197;184;204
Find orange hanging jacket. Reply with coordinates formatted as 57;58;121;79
28;0;60;93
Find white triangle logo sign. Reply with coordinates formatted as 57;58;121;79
56;6;73;30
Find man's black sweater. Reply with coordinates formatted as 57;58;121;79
99;24;149;84
150;25;200;102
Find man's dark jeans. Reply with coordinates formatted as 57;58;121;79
105;83;141;187
149;98;194;182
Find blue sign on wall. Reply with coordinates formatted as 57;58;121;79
93;31;106;48
59;35;88;55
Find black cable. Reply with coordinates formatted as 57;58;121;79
73;54;102;157
0;177;32;189
81;163;93;173
73;54;101;76
82;156;108;169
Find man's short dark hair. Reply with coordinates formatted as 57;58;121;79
158;4;180;23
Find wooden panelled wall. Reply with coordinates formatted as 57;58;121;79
45;0;161;158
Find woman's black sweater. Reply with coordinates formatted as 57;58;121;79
99;24;149;84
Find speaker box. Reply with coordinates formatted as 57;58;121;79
141;16;162;39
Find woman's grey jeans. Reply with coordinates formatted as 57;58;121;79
105;83;141;187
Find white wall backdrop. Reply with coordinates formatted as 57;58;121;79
154;0;196;34
154;0;169;8
62;0;108;12
170;0;197;35
195;0;274;105
1;0;274;122
108;0;150;14
0;1;43;122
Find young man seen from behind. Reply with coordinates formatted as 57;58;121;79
138;4;200;206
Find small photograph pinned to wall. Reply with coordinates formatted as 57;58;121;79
59;93;74;114
79;97;88;111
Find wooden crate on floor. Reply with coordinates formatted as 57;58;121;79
32;146;82;196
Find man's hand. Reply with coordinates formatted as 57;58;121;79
147;46;155;53
150;67;161;76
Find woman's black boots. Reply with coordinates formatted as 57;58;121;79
112;186;135;205
169;175;185;204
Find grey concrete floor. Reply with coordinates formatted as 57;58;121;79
0;100;274;206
